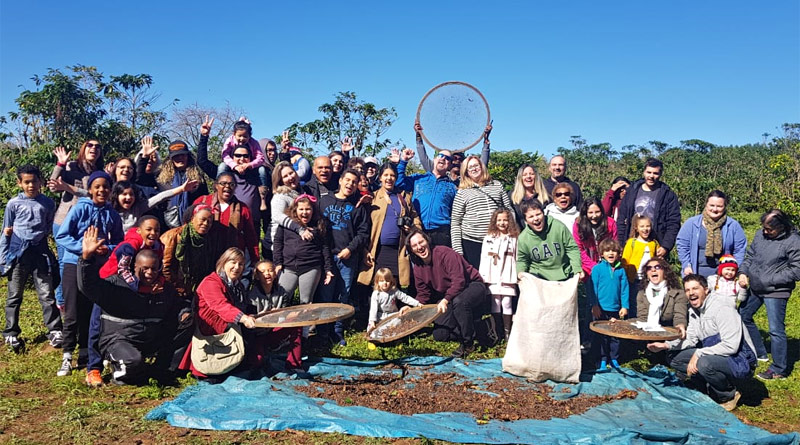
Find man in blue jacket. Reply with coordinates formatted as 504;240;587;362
616;158;681;257
395;147;457;247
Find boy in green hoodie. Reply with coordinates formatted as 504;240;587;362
516;200;582;282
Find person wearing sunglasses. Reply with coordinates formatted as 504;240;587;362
395;147;458;247
544;183;580;237
411;121;492;186
49;141;106;308
633;257;688;340
543;155;584;208
192;172;259;286
616;158;681;259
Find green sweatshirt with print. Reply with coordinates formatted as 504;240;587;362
516;216;581;281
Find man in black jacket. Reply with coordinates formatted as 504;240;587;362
78;227;186;385
303;156;336;201
543;155;584;207
616;158;681;257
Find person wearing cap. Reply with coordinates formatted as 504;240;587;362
413;121;492;187
707;255;748;309
363;156;381;192
54;171;124;378
676;190;747;277
142;129;210;229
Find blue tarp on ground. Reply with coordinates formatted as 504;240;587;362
146;357;799;444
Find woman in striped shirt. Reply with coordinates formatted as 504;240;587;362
450;155;512;268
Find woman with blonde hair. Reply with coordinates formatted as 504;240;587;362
509;163;549;228
450;155;511;268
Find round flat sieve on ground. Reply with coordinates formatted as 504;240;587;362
590;320;681;341
253;303;355;328
368;304;441;343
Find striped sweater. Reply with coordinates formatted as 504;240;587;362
451;180;512;254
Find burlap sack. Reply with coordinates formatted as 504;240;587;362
502;273;581;383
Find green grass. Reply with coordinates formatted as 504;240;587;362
1;212;798;442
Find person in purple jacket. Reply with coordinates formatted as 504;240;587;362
405;229;496;358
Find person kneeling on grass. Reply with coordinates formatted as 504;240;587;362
78;226;184;385
647;274;756;411
406;229;497;358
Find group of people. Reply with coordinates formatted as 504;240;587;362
2;117;798;412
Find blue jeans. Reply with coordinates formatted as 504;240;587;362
317;256;357;340
739;292;789;375
671;348;737;403
53;222;65;307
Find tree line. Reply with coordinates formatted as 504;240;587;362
1;65;798;222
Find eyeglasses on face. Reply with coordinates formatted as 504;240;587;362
437;153;452;161
645;265;663;271
554;192;571;198
217;181;236;189
233;153;250;158
86;142;102;149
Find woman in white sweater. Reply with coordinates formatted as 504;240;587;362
450;155;511;268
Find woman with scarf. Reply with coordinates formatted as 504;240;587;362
193;172;259;267
357;163;422;290
180;248;303;380
145;139;209;229
545;182;580;237
676;190;747;277
634;257;688;339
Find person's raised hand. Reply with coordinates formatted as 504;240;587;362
53;146;72;165
483;123;493;142
182;179;200;193
81;226;107;259
341;137;354;153
104;161;116;175
389;148;400;164
141;135;159;157
401;148;415;162
200;115;214;137
611;180;628;192
414;121;423;135
281;130;291;152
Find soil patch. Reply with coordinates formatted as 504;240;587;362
295;369;637;421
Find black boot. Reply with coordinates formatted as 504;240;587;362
502;314;513;341
491;313;505;343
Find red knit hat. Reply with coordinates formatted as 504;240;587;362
717;254;738;275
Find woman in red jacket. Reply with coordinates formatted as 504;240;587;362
180;247;302;380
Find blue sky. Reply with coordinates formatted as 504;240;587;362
1;1;798;157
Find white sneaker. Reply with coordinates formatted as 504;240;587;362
56;357;73;377
47;330;63;348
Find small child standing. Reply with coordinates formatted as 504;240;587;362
707;254;748;309
478;209;519;341
622;214;661;282
367;268;421;331
590;238;630;372
1;165;63;353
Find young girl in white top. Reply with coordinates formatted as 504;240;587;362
367;268;421;332
479;208;519;341
707;254;748;308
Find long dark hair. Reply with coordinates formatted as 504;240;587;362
577;197;609;244
110;180;143;213
404;228;432;266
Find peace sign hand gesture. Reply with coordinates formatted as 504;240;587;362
281;130;291;152
200;115;214;137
